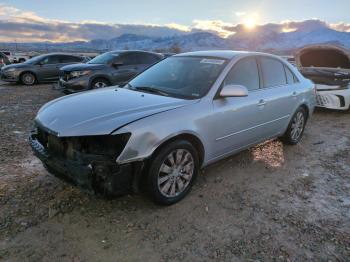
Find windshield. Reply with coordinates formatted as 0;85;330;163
88;52;120;64
128;56;227;99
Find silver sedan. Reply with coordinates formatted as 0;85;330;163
30;51;316;205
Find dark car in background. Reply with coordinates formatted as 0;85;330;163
58;50;164;93
0;53;89;85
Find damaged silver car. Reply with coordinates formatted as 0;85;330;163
30;51;315;205
296;45;350;111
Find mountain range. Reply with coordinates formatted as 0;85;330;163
1;20;349;54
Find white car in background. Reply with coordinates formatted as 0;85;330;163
0;51;31;63
295;44;350;111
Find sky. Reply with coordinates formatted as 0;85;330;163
0;0;349;42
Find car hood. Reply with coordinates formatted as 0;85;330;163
60;63;106;71
35;87;198;137
1;63;28;70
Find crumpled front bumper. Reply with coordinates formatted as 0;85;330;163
0;70;19;82
29;133;137;196
57;76;90;94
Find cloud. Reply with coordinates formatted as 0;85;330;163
0;4;349;43
235;11;246;17
330;22;350;32
193;20;236;37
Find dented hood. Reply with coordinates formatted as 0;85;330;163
35;87;197;137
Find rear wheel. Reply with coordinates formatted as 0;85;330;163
147;140;199;205
20;72;36;85
90;78;110;89
281;107;307;145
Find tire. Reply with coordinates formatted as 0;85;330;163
281;107;307;145
146;140;199;205
90;78;110;89
20;72;36;86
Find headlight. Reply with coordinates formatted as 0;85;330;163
4;68;16;72
70;70;91;78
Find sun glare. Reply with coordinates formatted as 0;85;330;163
244;17;257;30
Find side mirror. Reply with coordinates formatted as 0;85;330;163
220;84;248;97
37;61;44;66
112;62;123;68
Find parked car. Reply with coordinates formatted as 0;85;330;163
0;52;10;69
295;44;350;111
29;51;315;205
0;51;30;63
58;50;164;93
0;53;89;85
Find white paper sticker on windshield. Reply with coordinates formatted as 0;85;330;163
200;59;225;65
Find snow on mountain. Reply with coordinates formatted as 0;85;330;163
1;20;349;52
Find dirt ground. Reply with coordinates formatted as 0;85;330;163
0;81;349;261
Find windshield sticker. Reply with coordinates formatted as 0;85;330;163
200;59;225;65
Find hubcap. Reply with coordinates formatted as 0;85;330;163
94;81;107;88
290;111;305;140
158;149;194;198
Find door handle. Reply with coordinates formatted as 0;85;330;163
292;91;298;97
257;99;266;106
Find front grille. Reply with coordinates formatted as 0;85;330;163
316;94;329;106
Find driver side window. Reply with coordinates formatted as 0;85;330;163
223;57;260;91
40;56;60;65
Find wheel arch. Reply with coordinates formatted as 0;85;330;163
149;133;205;166
299;103;310;120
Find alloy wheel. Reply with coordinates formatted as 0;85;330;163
22;73;35;85
94;81;108;88
290;111;305;141
157;149;194;198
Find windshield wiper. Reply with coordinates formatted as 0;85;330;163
132;85;169;97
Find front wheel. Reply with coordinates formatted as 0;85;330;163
90;78;110;89
20;72;36;85
281;107;307;145
146;140;199;205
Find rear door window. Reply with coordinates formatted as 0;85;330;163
60;55;83;63
119;53;138;65
137;53;160;64
260;57;287;87
223;57;260;91
42;55;60;65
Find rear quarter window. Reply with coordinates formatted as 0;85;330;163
284;65;299;84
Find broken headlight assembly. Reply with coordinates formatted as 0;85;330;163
70;70;91;79
35;125;131;161
74;133;131;159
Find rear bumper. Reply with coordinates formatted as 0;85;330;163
29;133;137;196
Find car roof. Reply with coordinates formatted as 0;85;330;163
109;50;161;56
175;50;277;60
41;52;83;57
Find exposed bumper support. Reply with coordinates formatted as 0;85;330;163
29;133;143;196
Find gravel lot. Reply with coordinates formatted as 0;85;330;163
0;81;349;261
